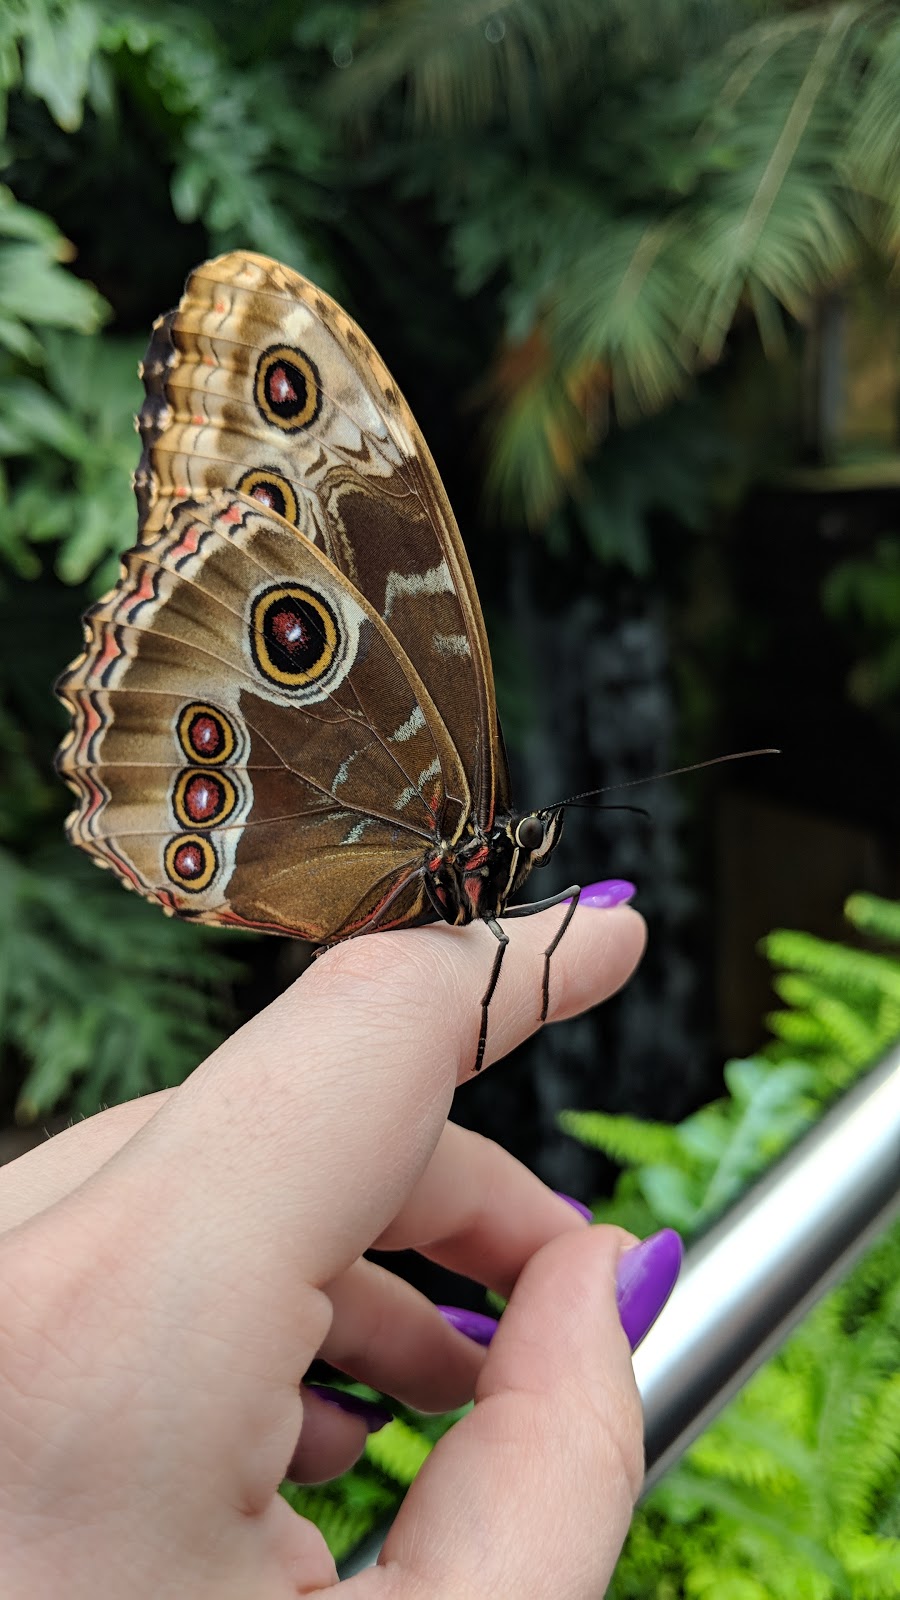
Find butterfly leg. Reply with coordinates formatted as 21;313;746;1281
503;885;581;1023
475;917;510;1073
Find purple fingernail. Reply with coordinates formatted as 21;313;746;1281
579;879;636;909
555;1191;593;1222
615;1229;683;1351
306;1384;391;1433
437;1305;498;1346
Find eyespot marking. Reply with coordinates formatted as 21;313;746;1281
237;467;300;527
164;833;218;892
249;583;339;689
176;703;237;765
172;769;237;829
254;345;321;432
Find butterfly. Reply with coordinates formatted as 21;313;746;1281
55;251;581;1070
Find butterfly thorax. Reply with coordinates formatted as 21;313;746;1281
423;807;564;927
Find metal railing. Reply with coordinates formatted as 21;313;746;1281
340;1042;900;1573
637;1039;900;1486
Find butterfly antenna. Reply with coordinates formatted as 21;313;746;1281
546;748;780;812
563;800;651;820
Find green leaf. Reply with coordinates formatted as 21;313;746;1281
19;0;103;131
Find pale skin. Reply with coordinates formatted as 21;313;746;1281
0;900;646;1597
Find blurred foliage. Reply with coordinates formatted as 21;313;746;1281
822;534;900;726
0;844;240;1121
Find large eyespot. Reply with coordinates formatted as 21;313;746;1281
249;583;339;689
172;769;237;829
164;833;218;892
515;815;545;851
254;346;321;432
176;703;237;766
237;468;299;528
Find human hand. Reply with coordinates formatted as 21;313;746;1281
0;891;675;1597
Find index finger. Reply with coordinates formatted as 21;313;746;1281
119;899;643;1273
15;902;643;1385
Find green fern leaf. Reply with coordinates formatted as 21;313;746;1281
364;1416;433;1487
830;1529;900;1599
845;893;900;945
558;1109;691;1168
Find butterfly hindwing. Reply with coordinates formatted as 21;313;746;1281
56;492;471;941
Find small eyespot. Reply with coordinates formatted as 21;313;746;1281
237;468;300;528
164;833;218;892
176;703;237;765
172;769;237;829
515;815;545;851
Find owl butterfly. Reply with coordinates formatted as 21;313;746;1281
55;251;581;1071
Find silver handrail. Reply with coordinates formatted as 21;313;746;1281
637;1039;900;1487
340;1042;900;1573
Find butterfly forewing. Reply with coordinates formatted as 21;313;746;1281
135;252;508;832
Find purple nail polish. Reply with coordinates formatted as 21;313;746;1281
579;879;636;909
555;1191;593;1222
437;1305;498;1346
306;1384;391;1432
615;1229;683;1351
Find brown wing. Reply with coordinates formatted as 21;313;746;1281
56;493;471;941
135;250;509;827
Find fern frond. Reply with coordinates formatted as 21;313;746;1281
688;1425;801;1495
282;1476;396;1563
330;0;741;130
845;892;900;945
763;929;900;1008
830;1529;900;1599
770;978;880;1065
683;1564;772;1600
765;1008;836;1050
824;1374;900;1531
364;1416;432;1486
558;1108;692;1168
550;218;698;422
696;1058;816;1216
685;5;863;361
1;846;243;1119
328;0;605;129
482;332;595;525
845;14;900;251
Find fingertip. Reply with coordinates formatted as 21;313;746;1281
383;1225;646;1595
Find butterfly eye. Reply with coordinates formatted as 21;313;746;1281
515;815;545;852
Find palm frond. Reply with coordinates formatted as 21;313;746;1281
846;14;900;250
329;0;746;129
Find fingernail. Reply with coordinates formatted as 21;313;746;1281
306;1384;391;1433
555;1190;593;1222
579;879;636;909
615;1229;683;1351
437;1305;498;1346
